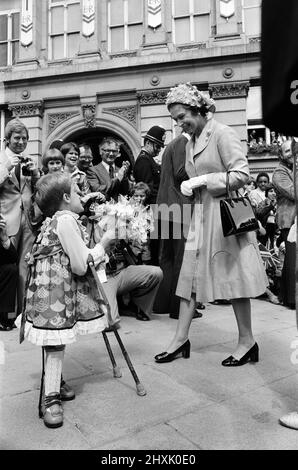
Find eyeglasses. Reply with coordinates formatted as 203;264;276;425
102;149;118;154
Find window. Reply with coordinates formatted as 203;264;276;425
172;0;210;44
246;86;283;155
0;10;19;67
108;0;143;53
242;0;261;37
48;0;81;60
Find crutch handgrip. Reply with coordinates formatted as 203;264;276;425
87;254;113;326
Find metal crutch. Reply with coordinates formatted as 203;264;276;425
87;254;146;396
38;347;45;418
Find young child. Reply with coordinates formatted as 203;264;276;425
129;182;153;264
41;148;65;174
18;172;115;429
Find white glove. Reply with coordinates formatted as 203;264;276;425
180;176;207;196
180;180;193;196
188;175;207;189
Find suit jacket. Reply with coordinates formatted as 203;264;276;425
0;240;17;266
156;134;193;220
0;150;35;237
272;162;295;229
86;162;130;200
133;150;161;204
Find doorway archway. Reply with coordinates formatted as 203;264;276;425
64;126;134;167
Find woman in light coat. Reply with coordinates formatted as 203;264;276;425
155;83;268;366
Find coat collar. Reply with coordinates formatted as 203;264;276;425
185;118;215;177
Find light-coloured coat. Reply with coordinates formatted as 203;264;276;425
0;150;34;236
0;149;36;314
176;119;268;302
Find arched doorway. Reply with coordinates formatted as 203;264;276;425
64;126;135;168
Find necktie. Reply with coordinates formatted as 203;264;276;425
109;165;114;179
14;162;21;186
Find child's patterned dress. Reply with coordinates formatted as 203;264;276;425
20;210;108;346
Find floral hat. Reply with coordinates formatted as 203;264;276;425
166;82;215;112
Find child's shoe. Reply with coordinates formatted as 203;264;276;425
60;379;75;401
43;393;63;428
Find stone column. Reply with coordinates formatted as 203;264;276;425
208;81;249;153
137;88;171;146
214;0;241;37
78;0;102;60
141;0;168;55
17;0;42;68
8;101;44;164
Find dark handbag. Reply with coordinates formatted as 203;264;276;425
220;172;259;237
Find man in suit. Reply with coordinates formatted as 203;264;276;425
133;126;166;266
0;118;39;315
86;137;130;200
153;132;192;316
78;143;94;173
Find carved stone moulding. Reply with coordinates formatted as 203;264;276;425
110;51;137;59
81;103;96;128
48;111;80;135
21;89;31;100
103;105;137;128
150;75;160;86
8;100;44;117
209;81;249;99
137;89;168;105
222;67;234;79
249;36;261;43
176;42;207;51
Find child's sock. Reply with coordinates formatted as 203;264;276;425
44;349;65;395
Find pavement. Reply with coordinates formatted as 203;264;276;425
1;298;298;451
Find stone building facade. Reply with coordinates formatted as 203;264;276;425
0;0;274;174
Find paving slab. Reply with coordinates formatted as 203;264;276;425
1;299;298;450
63;364;214;449
169;387;298;450
98;423;200;450
0;390;91;450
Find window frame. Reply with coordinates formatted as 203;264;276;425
48;0;81;60
107;0;143;53
241;0;261;37
0;9;20;68
171;0;210;45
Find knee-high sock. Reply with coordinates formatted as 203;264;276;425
44;349;65;396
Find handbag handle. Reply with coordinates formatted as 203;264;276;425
225;172;248;207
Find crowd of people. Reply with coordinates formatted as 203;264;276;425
244;144;296;310
0;82;297;431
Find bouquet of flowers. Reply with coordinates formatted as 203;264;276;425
89;195;154;248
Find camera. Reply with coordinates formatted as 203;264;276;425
20;157;32;176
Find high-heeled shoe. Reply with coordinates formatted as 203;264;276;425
221;342;259;367
154;340;191;363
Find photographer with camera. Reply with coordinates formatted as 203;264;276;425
0;118;40;317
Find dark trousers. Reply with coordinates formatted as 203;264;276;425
153;221;186;315
279;228;295;308
0;264;18;324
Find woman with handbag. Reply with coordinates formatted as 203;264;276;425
154;82;267;366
